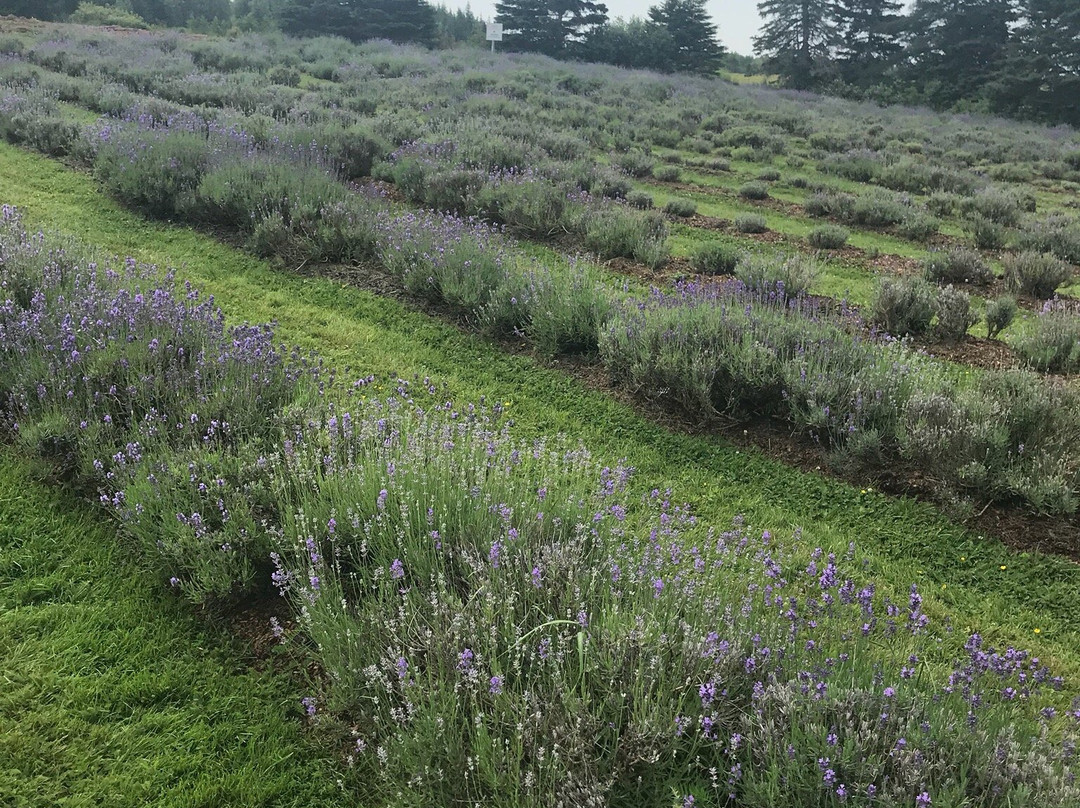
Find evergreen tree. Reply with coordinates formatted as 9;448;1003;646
0;0;78;20
754;0;835;89
587;17;674;71
901;0;1016;107
989;0;1080;125
278;0;435;45
433;4;485;47
831;0;903;86
646;0;724;76
129;0;232;27
495;0;608;57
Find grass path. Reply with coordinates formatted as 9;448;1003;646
1;142;1077;680
0;452;348;807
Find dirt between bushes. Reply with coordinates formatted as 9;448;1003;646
298;256;1080;565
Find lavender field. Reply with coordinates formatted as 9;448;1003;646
1;18;1079;808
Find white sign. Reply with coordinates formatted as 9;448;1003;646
486;23;503;42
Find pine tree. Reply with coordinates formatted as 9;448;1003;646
587;17;674;71
831;0;903;86
646;0;724;76
754;0;835;89
990;0;1080;124
902;0;1016;107
495;0;608;57
0;0;78;20
278;0;435;45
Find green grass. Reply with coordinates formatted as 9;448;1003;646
2;142;1079;689
0;451;348;808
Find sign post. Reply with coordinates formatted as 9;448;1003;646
486;22;503;53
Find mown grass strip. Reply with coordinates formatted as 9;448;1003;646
0;451;348;808
1;141;1078;678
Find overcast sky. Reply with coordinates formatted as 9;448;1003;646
447;0;765;55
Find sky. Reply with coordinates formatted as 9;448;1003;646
446;0;765;56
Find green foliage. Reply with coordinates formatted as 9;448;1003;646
754;0;835;89
807;223;850;249
967;213;1008;250
646;0;725;76
872;276;936;336
923;247;994;286
1013;302;1080;374
278;0;436;45
94;130;210;220
624;190;653;209
735;252;819;298
662;198;696;217
495;0;607;56
610;150;655;178
738;180;769;200
985;295;1018;338
0;455;349;808
1003;251;1073;299
692;240;742;275
651;163;681;182
734;212;768;233
69;2;149;27
582;205;670;267
933;284;977;342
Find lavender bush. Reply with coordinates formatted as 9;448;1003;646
0;208;312;599
267;396;1080;806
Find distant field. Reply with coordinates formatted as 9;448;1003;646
0;20;1078;807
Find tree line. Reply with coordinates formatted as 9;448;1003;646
3;0;1078;127
755;0;1080;127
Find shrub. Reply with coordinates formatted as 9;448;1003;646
691;241;742;275
582;205;669;268
625;190;653;210
611;151;655;178
926;192;959;217
1013;301;1080;374
662;198;696;217
652;164;681;182
985;296;1018;338
475;177;568;238
757;168;781;181
323;125;387;179
804;190;856;220
897;211;940;242
1014;214;1080;264
94;129;210;220
483;259;610;355
872;277;936;336
268;65;301;87
69;2;148;27
851;193;908;228
707;158;730;171
1003;251;1073;299
376;211;510;311
738;181;769;200
735;253;819;299
807;224;849;249
959;188;1025;226
967;213;1008;250
934;285;978;342
923;247;994;286
734;213;768;233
